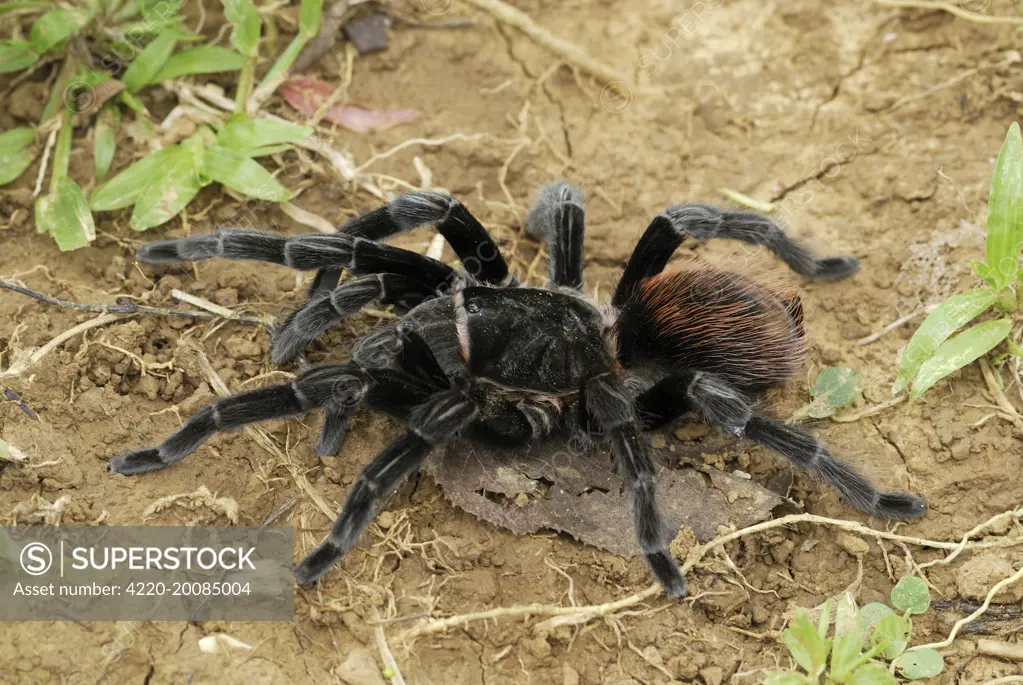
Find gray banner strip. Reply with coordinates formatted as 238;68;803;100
0;526;295;621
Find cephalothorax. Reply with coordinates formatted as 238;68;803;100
110;182;926;597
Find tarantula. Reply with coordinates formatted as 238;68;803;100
109;182;927;597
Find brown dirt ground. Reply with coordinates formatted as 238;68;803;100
3;0;1023;683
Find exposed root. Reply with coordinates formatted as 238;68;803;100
875;0;1023;25
0;278;267;326
397;508;1023;642
910;563;1023;651
980;357;1023;437
460;0;630;86
0;313;123;380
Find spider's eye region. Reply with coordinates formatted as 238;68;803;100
465;297;484;314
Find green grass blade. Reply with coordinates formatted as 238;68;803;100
148;46;245;84
204;145;289;201
35;177;96;251
0;40;39;73
984;122;1023;291
130;146;202;231
909;318;1013;402
93;103;119;181
29;8;89;53
139;0;182;18
121;27;177;93
223;0;260;56
0;2;51;14
116;13;184;35
90;146;175;211
0;127;36;186
216;118;311;156
893;288;997;394
299;0;322;36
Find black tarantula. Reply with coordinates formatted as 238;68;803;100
109;182;927;597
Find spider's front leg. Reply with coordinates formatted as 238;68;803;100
585;373;687;598
526;182;586;290
294;386;478;585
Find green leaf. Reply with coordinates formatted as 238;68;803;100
29;8;89;53
809;367;862;417
216;118;312;156
204;145;289;201
909;318;1013;401
893;289;998;394
858;602;894;631
299;0;322;36
223;0;260;56
35;177;96;251
984;122;1023;292
850;662;898;685
872;614;910;660
817;598;832;639
891;576;931;615
781;611;831;678
130;145;202;231
0;127;36;186
764;674;812;685
893;649;944;680
0;40;39;73
831;593;862;681
93;104;119;181
122;27;177;93
148;45;245;83
90;146;176;211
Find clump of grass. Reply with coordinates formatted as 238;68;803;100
0;0;322;250
893;123;1023;400
767;577;944;684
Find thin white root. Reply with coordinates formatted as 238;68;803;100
0;313;125;379
910;563;1023;652
399;509;1023;641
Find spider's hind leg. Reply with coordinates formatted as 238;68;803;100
613;205;859;305
685;372;927;520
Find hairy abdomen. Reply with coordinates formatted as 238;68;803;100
614;265;806;392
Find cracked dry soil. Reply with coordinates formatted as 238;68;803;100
3;0;1023;683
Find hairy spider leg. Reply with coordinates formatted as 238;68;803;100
294;387;478;585
643;371;927;521
310;190;516;298
270;273;438;364
108;363;438;473
585;373;687;597
612;204;860;305
526;182;587;290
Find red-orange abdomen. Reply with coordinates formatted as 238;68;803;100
613;263;806;392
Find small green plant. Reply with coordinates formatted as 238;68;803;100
0;0;322;249
894;123;1023;401
792;367;864;421
766;577;944;684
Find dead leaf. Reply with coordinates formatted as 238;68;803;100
424;431;783;557
280;76;419;133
